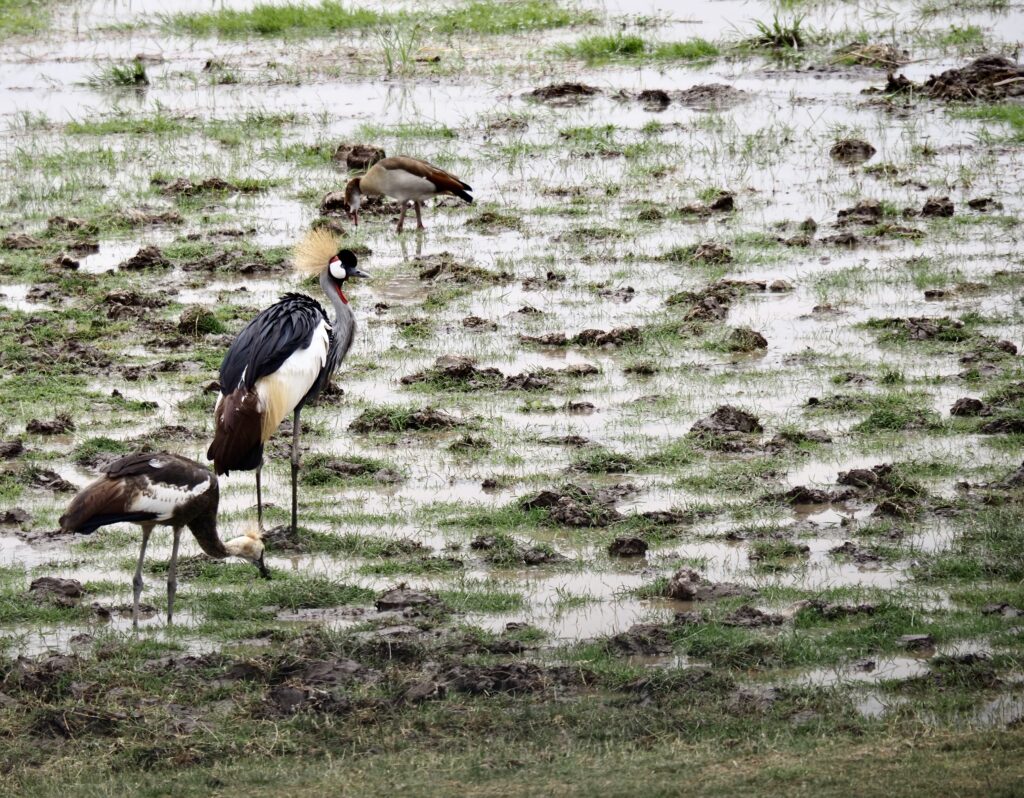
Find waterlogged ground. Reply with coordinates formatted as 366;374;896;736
1;0;1024;794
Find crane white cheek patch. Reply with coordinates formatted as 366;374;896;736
329;259;343;280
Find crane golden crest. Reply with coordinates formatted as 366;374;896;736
293;227;343;277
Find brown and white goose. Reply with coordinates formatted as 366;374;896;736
60;452;268;627
344;156;473;233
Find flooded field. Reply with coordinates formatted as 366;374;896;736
1;0;1023;794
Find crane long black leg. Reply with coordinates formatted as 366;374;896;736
133;523;153;630
255;461;263;529
291;409;302;536
166;526;182;625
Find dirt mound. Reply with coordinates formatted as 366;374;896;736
401;355;503;390
156;176;259;195
2;233;42;250
925;55;1024;101
690;405;763;436
26;414;74;435
349;407;462;433
721;605;784;627
608;623;673;655
951;397;986;416
830;139;876;164
520;327;641;348
837;199;883;225
921;196;954;217
415;252;512;284
608;535;648;557
29;577;84;606
519;483;627;527
333;143;385;170
727;327;768;352
375;586;441;612
120;245;170;270
674;83;747;110
527;82;600;104
663;569;754;601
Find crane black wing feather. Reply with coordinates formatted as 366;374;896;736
103;452;211;489
219;294;329;394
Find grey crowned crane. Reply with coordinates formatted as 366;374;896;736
207;229;368;535
59;452;267;628
344;155;473;233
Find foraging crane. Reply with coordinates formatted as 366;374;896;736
344;156;473;233
59;452;267;628
207;229;368;535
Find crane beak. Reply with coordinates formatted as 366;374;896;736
351;268;370;279
256;553;270;580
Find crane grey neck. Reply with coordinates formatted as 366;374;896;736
320;268;357;373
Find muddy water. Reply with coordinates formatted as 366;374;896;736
1;0;1023;686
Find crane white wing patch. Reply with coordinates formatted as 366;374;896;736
129;476;213;521
255;319;330;441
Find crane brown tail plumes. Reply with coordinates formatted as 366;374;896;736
59;479;155;535
207;388;264;475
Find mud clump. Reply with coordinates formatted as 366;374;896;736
833;42;906;68
2;233;42;250
415;252;511;284
103;290;166;319
638;88;670;110
520;327;641;348
921;196;954;217
924;55;1024;101
837;199;883;225
156;176;259;196
669;241;733;266
120;245;170;270
29;577;84;606
721;605;784;628
664;569;754;601
674;83;747;110
527;82;600;105
608;536;648;558
349;407;462;433
333;143;385;170
519;483;627;527
26;413;74;435
401;355;503;391
443;663;547;695
950;397;986;416
690;405;763;436
573;326;642;347
727;327;768;353
375;586;441;612
609;623;673;655
177;306;223;337
830;139;876;164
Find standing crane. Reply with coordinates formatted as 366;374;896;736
207;229;368;535
344;156;473;233
60;452;268;628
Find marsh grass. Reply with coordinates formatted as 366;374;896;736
558;33;719;63
165;0;592;38
0;0;49;39
87;60;149;88
953;103;1024;143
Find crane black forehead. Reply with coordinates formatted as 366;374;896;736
336;250;358;270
